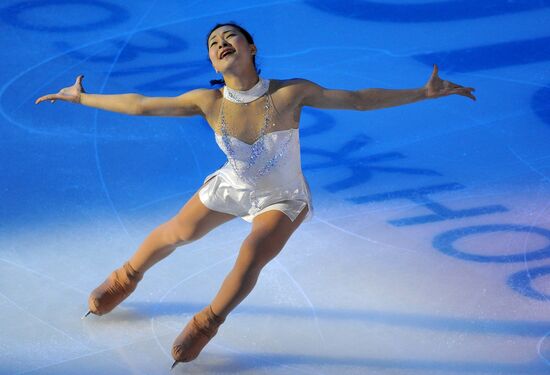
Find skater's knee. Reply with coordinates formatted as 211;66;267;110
164;218;203;246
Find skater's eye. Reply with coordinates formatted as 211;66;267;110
209;31;236;48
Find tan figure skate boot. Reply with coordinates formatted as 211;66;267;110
171;305;226;367
85;261;143;317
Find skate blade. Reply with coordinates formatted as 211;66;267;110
171;361;179;370
81;310;92;320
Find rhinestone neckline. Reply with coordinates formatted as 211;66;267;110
223;77;270;104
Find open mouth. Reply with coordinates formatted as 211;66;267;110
220;49;235;59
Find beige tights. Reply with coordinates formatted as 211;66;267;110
125;222;270;317
91;191;307;324
128;221;180;273
89;192;308;366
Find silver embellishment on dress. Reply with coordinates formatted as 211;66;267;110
219;89;294;186
223;77;270;104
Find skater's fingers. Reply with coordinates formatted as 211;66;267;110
453;88;476;101
35;94;57;104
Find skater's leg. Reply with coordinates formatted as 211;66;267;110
171;205;309;363
129;191;236;273
88;190;236;316
210;204;309;318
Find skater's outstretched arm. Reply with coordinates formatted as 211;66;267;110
296;64;476;111
35;75;211;117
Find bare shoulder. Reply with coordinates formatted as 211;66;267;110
269;78;318;105
271;78;315;91
185;86;222;114
185;87;220;104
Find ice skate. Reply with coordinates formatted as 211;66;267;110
86;261;143;316
171;305;225;366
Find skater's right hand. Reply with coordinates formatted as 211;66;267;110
35;75;86;105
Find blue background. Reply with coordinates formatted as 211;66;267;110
1;1;550;374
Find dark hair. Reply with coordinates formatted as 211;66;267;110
206;22;261;86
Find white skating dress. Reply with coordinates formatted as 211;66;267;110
198;78;314;223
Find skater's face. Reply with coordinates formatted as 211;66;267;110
207;25;257;74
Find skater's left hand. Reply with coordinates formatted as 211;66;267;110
424;64;476;101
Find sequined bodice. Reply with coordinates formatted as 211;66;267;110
215;128;296;186
215;128;297;148
216;85;295;186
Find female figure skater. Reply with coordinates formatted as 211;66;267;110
35;23;475;368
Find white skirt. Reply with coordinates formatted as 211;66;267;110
198;161;313;223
